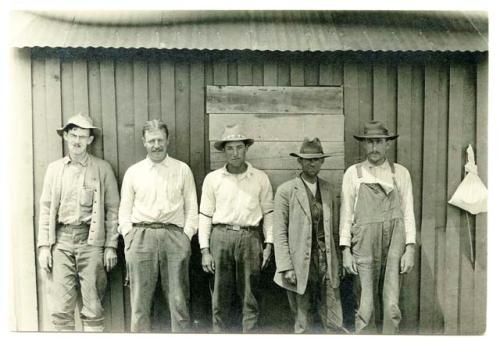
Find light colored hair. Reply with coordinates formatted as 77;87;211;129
142;119;169;138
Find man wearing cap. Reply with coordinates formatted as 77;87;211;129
198;124;274;332
37;113;120;331
340;120;416;334
273;137;343;333
119;119;198;332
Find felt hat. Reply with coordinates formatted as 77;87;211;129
290;137;331;159
56;113;100;137
214;124;254;151
353;120;398;141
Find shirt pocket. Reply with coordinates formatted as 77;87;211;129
80;187;94;207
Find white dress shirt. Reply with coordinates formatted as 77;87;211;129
198;162;274;249
339;159;416;247
118;155;198;239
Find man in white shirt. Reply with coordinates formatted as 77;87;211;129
198;124;273;332
119;119;198;332
339;120;416;334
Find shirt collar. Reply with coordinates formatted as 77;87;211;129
146;154;170;168
222;161;254;178
363;158;390;170
63;153;90;167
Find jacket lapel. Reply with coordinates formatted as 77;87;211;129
294;177;311;222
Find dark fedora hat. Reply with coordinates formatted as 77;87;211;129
353;120;398;141
214;124;254;151
290;137;331;159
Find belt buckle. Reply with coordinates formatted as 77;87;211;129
230;225;241;231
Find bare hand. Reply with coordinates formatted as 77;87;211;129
201;249;215;274
284;269;297;285
342;248;358;275
261;243;273;270
104;247;118;272
400;244;415;274
38;246;53;273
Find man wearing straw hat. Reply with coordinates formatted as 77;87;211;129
339;120;416;334
37;113;120;331
198;124;274;332
273;137;344;333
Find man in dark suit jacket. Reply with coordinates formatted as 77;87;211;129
273;137;344;333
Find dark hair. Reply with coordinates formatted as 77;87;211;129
142;119;169;138
64;124;94;137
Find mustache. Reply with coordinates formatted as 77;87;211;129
151;147;164;152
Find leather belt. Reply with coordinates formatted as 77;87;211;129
214;224;259;231
133;222;178;229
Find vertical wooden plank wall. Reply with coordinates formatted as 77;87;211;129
26;51;486;334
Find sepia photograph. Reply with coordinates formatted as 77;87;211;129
3;0;495;341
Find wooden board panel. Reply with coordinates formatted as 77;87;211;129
357;61;373;160
419;63;439;334
174;62;190;163
72;59;89;116
373;61;389;124
237;61;252;86
263;62;277;86
290;61;304;86
264;169;344;196
88;60;104;158
61;60;74;130
444;63;464;335
148;61;161;120
190;61;206;192
133;60;148;161
403;63;424;335
434;62;450;334
228;61;238;85
343;61;360;169
115;60;135;181
32;58;51;332
319;62;334;85
209;114;344;142
252;62;264;86
474;55;487;335
210;141;344;170
396;63;412;166
458;63;476;335
277;61;290;86
100;60;119;175
10;48;38;331
304;61;319;86
206;86;343;114
160;61;176;157
213;61;228;85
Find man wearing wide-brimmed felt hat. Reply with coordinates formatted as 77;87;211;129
37;113;120;331
273;137;344;333
198;124;273;332
339;120;416;334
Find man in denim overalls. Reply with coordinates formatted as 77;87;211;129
339;121;416;334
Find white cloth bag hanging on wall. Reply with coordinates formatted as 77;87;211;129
448;145;487;214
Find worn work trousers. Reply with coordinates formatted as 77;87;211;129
125;225;191;332
351;183;406;334
209;225;263;333
287;248;343;333
49;224;107;332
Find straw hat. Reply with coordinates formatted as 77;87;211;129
214;124;254;151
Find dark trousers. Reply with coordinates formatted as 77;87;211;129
125;225;191;332
49;224;107;331
287;248;343;333
209;225;263;333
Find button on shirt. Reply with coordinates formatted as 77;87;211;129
118;155;198;239
58;154;93;225
339;159;416;246
198;162;274;249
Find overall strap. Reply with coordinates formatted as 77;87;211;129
356;163;363;179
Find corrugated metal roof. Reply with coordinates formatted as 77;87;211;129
10;10;488;52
